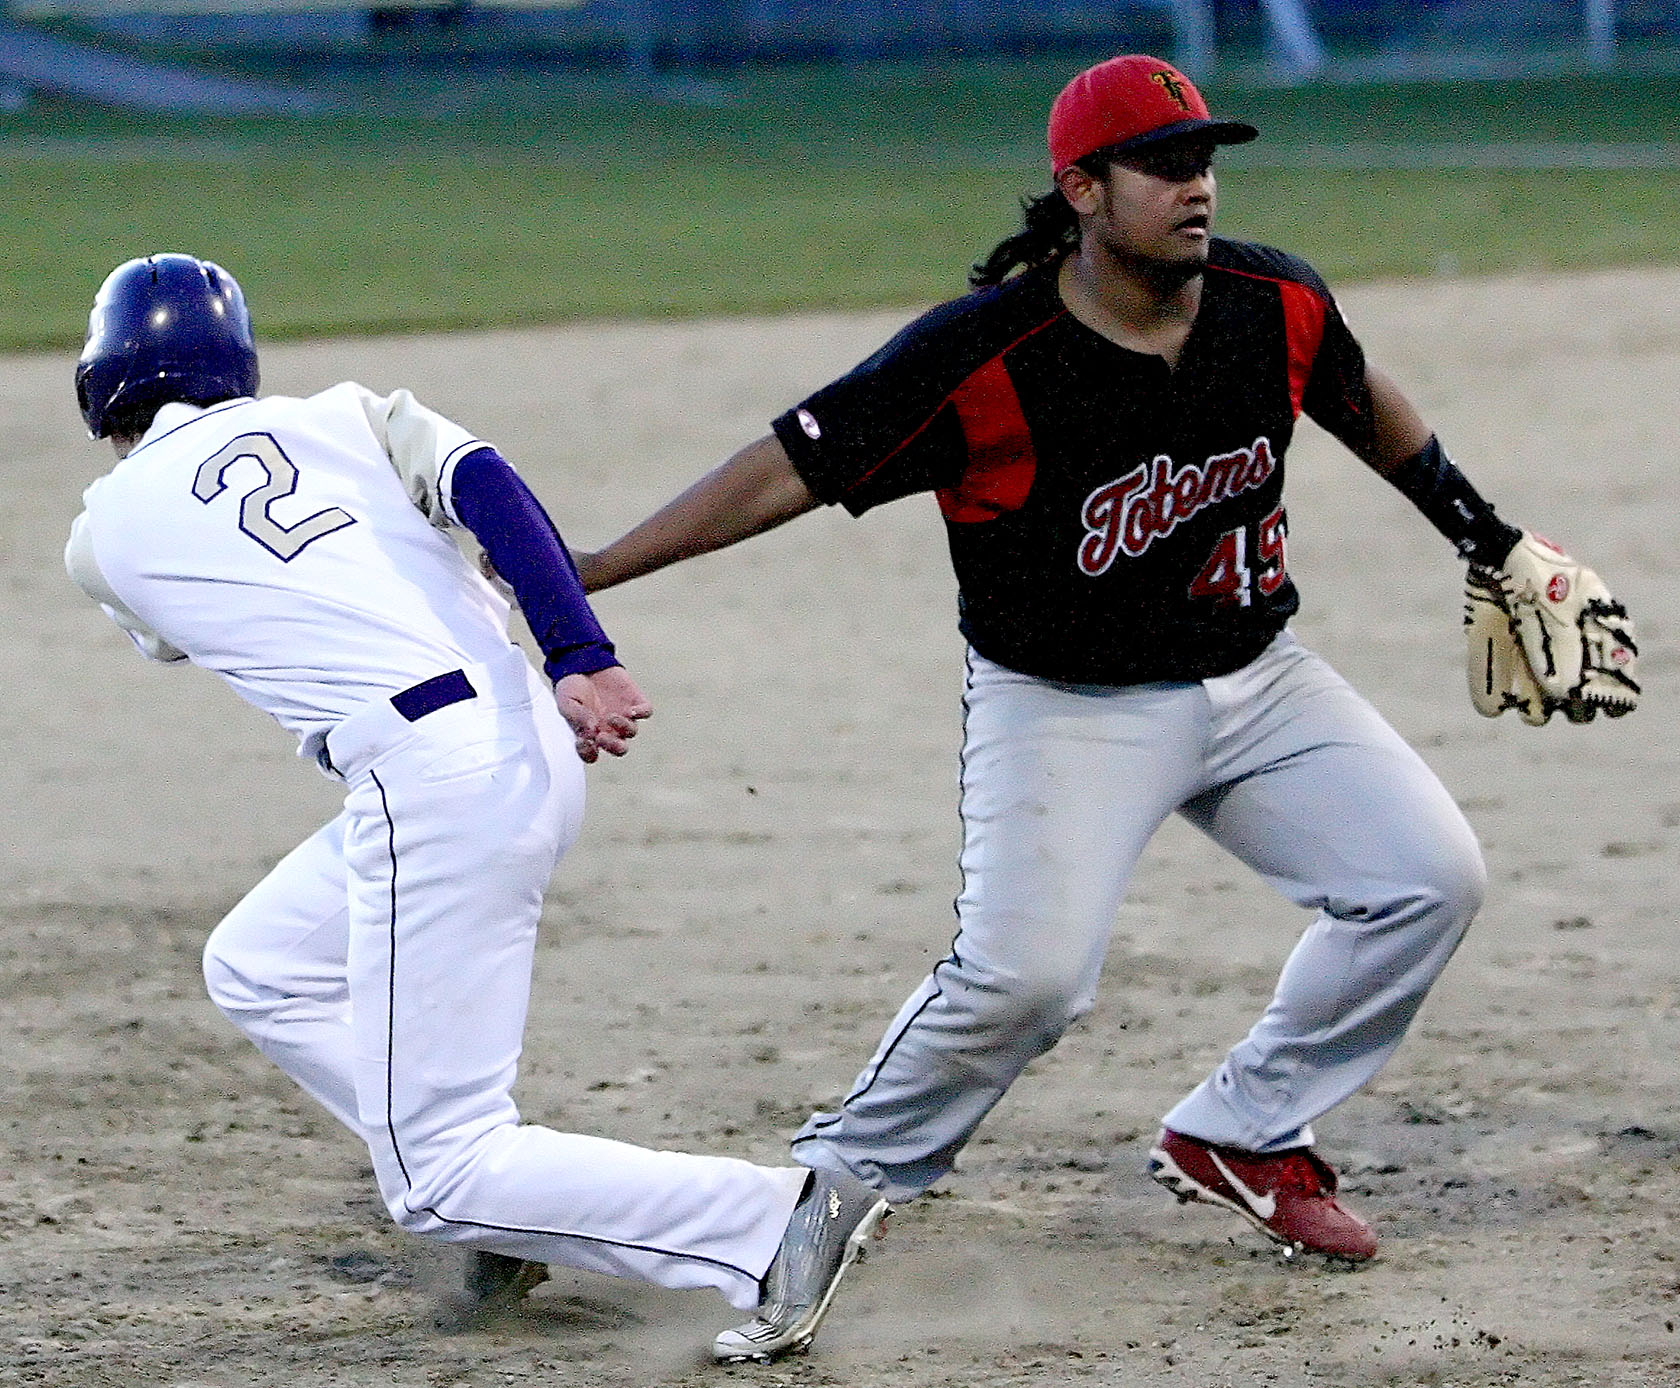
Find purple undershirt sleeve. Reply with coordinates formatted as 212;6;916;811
448;446;618;683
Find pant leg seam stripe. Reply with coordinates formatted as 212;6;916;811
416;1206;757;1281
370;768;415;1194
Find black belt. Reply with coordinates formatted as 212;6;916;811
390;668;476;722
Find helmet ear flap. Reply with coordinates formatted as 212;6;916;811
74;367;94;435
76;254;258;439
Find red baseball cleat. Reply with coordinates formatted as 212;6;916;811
1147;1127;1377;1261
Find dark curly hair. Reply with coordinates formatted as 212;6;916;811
969;150;1118;289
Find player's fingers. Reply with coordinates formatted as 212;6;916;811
555;695;591;735
555;690;604;747
610;693;651;722
595;667;651;719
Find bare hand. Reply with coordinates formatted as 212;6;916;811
554;666;652;763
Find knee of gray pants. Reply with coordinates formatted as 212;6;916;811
1440;841;1487;927
1387;834;1487;939
942;950;1101;1057
1332;815;1486;934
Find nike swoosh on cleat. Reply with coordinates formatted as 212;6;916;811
1208;1150;1277;1220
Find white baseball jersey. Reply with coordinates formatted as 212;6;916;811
66;384;519;763
72;382;808;1308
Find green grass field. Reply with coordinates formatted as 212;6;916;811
3;58;1678;349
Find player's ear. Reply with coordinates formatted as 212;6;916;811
1055;165;1103;216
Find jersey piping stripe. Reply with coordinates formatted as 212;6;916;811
840;310;1069;504
939;356;1040;523
366;770;755;1284
1207;264;1327;419
407;1208;761;1281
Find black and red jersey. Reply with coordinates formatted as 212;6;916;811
772;238;1376;686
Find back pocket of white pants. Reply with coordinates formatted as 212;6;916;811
414;739;524;785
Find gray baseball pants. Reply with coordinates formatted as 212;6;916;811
792;632;1484;1202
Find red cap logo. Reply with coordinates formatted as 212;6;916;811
1149;68;1196;113
1047;54;1257;174
1546;574;1571;604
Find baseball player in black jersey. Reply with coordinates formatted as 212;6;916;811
576;55;1638;1266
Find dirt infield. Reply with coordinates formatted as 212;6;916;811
3;266;1677;1387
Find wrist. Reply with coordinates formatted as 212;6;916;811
1387;436;1521;568
544;643;618;684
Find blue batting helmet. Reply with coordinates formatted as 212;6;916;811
76;254;259;439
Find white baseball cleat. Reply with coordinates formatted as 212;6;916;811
712;1168;890;1363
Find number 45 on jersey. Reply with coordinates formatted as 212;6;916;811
1189;506;1287;607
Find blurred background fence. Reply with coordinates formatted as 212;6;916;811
2;0;1677;346
3;1;1679;98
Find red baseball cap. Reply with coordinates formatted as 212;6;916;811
1048;54;1258;174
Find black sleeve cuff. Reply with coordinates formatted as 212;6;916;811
1386;437;1522;567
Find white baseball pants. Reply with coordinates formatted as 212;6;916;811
203;648;803;1307
793;633;1484;1201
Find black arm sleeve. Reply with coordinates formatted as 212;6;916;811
1385;436;1522;567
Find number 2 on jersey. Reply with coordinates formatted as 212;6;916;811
192;433;356;561
1188;507;1286;607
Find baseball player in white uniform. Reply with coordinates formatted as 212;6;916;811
65;254;887;1362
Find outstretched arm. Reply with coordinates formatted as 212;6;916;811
574;433;821;593
450;447;651;760
1357;361;1638;723
1358;361;1520;569
1359;365;1433;477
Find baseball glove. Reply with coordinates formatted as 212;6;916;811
1465;532;1640;724
1465;565;1550;724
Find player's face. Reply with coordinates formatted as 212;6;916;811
1085;140;1218;272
